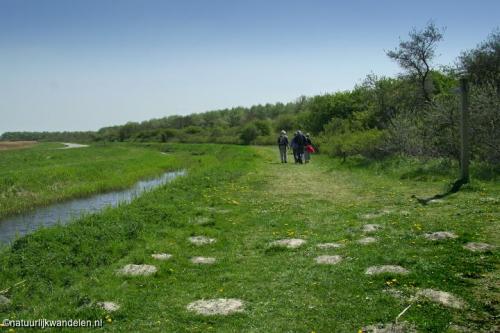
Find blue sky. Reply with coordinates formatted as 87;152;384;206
1;0;498;133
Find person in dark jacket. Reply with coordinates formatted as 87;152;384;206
292;130;306;164
277;130;289;163
290;132;298;163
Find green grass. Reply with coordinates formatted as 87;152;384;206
0;142;187;219
0;144;498;332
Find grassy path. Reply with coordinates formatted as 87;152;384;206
0;145;498;332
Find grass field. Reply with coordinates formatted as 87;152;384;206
0;143;498;332
0;142;187;219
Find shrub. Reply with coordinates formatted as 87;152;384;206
320;128;387;160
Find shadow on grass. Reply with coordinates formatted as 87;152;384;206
412;177;469;205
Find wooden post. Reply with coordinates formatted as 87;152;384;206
459;78;470;183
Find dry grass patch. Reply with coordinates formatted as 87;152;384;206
270;238;306;249
416;289;466;309
151;253;172;261
0;141;37;151
424;231;458;241
188;236;216;246
357;237;378;245
190;257;216;264
97;302;120;312
365;265;409;275
0;295;11;310
186;298;244;316
463;242;495;252
363;224;382;233
315;255;342;265
361;322;416;333
117;264;157;276
316;242;344;249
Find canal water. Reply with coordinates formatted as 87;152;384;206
0;170;185;245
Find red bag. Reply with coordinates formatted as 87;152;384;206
306;144;315;153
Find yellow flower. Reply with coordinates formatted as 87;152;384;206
107;318;112;323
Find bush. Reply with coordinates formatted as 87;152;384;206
254;135;275;146
320;129;387;160
239;124;259;144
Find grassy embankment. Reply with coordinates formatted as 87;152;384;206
0;143;498;332
0;142;186;219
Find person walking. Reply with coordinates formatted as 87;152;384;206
292;130;307;164
277;130;289;163
304;133;314;163
290;132;299;163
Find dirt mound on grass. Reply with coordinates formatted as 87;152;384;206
187;298;244;315
365;265;409;275
188;236;216;246
97;302;120;312
316;242;344;249
151;253;173;261
191;257;216;264
357;237;377;245
363;224;382;233
416;288;466;309
315;255;342;265
463;242;495;252
270;238;306;249
117;264;157;276
0;295;11;309
361;322;416;333
424;231;458;240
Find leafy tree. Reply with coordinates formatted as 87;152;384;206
387;22;444;102
459;29;500;95
254;119;272;136
239;124;259;144
274;114;298;132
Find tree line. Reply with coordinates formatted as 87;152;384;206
2;23;498;164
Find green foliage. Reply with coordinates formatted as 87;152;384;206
469;83;500;163
320;127;387;160
459;29;500;90
274;114;298;132
239;124;259;144
305;91;364;134
253;119;272;136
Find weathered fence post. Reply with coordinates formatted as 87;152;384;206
459;78;470;183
